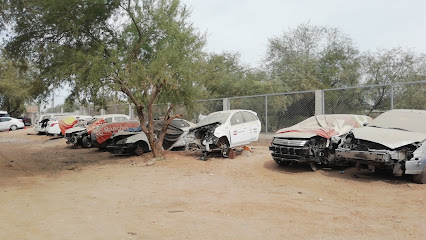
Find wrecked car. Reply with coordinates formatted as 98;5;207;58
91;120;141;149
270;114;372;171
186;110;261;160
336;109;426;184
65;118;104;148
34;114;68;134
106;118;195;155
64;114;130;148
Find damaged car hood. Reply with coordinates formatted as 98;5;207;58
352;127;426;149
189;122;221;132
65;126;86;134
275;114;372;139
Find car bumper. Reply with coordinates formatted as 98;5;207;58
269;145;310;163
106;144;135;155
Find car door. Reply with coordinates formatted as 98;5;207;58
0;117;12;130
0;118;7;130
242;111;261;142
229;111;250;147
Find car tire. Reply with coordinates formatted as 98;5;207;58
82;136;92;148
10;125;17;131
412;168;425;184
135;141;148;156
218;137;230;158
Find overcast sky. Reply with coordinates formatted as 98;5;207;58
182;0;426;67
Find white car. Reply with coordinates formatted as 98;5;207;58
187;109;261;160
0;117;25;131
45;115;93;136
0;111;10;117
106;118;195;155
33;114;68;134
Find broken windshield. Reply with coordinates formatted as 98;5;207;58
197;112;231;126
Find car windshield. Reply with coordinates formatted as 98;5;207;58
197;112;231;126
368;110;426;134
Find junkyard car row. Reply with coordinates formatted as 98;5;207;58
25;109;426;184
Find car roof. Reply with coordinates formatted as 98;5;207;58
214;109;257;114
96;114;130;118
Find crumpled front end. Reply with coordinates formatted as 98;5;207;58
270;136;340;167
65;129;87;145
336;133;421;176
187;123;223;152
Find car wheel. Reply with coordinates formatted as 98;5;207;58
10;125;17;131
199;151;208;161
218;137;230;158
309;163;317;172
135;141;148;156
412;168;425;184
82;136;92;148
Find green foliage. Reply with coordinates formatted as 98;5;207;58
199;52;284;98
0;58;38;116
3;0;205;157
265;23;361;91
360;48;426;114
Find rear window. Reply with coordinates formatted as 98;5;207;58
114;117;127;122
172;119;190;128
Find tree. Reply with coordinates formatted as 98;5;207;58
265;23;361;91
199;52;282;98
3;0;205;157
361;48;426;114
0;57;42;116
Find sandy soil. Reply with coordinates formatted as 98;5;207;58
0;128;425;240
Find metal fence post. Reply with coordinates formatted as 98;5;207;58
223;98;230;111
265;95;268;133
390;85;394;110
315;90;324;115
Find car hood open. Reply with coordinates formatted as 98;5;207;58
352;127;426;149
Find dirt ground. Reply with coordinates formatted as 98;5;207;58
0;128;424;240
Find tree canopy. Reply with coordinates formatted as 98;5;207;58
3;0;206;157
0;57;44;116
265;23;361;91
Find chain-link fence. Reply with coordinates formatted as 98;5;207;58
324;81;426;118
228;91;316;133
72;80;426;132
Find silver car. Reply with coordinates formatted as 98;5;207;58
270;114;372;171
336;109;426;184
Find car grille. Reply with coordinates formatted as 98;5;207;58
272;138;307;147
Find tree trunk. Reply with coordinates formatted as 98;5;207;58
151;141;164;158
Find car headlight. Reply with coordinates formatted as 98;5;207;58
117;138;127;145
